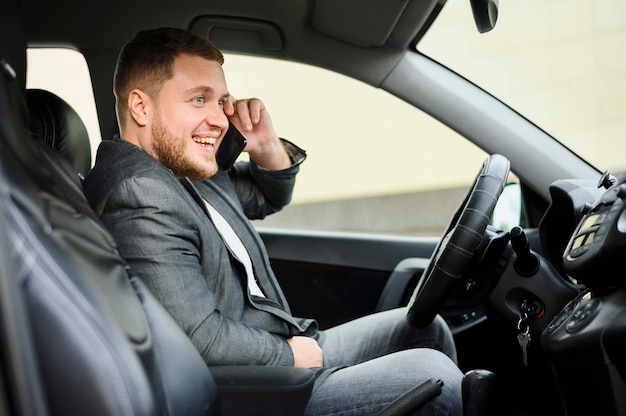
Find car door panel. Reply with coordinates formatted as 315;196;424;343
258;229;438;329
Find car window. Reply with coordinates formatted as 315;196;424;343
25;48;494;237
222;55;489;236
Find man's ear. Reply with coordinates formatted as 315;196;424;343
128;89;150;127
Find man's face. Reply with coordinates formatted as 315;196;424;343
149;54;229;182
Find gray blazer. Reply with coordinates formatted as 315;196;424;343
84;136;318;367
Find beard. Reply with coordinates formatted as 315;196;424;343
151;111;217;182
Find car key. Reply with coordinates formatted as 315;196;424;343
517;331;530;367
517;312;531;367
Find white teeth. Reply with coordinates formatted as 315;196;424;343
193;137;216;145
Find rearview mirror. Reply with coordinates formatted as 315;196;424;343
470;0;499;33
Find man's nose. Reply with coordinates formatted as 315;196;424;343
205;104;229;129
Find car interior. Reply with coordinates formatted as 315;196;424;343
2;0;626;415
0;5;325;416
0;0;493;415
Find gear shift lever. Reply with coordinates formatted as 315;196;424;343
462;369;497;416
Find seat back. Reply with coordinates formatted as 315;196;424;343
0;1;219;415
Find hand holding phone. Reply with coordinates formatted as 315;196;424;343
216;123;247;171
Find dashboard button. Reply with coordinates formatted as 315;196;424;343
566;298;601;333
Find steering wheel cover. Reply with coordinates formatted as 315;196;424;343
407;154;510;328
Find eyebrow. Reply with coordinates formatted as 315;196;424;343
184;86;230;101
184;86;212;96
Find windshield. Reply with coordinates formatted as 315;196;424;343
419;0;626;176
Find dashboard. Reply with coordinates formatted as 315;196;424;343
540;174;626;416
563;174;626;289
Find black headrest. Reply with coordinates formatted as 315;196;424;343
26;88;92;177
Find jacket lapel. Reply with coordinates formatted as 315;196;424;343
183;177;309;330
179;177;212;219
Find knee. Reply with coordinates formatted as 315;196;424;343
406;349;464;414
415;348;462;384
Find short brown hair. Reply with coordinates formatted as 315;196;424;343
114;27;224;129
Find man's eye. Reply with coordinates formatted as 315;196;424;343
217;99;224;107
194;96;205;104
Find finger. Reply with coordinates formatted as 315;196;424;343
247;98;265;125
223;95;236;116
235;99;254;131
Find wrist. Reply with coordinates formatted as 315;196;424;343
250;137;291;171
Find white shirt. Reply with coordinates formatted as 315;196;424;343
203;199;265;297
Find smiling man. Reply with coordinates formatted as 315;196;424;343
83;27;463;415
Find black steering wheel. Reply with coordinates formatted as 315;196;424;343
406;154;510;328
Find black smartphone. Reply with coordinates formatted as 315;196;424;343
216;122;247;171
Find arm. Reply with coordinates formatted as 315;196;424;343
227;139;306;219
223;97;307;219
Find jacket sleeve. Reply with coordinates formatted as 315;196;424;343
228;139;306;220
97;174;296;367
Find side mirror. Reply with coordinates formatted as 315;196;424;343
491;182;521;230
470;0;499;33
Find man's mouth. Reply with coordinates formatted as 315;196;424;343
193;136;217;148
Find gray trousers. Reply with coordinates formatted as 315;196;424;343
305;308;463;416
